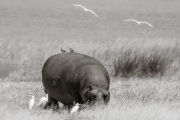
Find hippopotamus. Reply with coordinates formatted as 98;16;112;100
42;52;110;109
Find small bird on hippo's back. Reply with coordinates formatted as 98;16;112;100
70;48;74;52
61;49;66;53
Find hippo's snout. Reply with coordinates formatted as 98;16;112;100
88;90;109;103
96;91;103;101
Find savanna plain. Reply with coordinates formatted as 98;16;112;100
1;0;180;119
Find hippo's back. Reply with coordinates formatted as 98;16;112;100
42;52;103;77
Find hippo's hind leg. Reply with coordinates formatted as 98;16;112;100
45;95;59;111
63;104;73;110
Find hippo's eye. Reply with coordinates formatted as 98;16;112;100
88;86;92;91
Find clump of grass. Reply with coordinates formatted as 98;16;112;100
111;38;180;78
113;49;168;77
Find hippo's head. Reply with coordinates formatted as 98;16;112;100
81;84;110;104
79;65;110;104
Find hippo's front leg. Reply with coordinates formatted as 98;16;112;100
45;95;59;111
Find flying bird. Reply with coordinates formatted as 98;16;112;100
73;5;99;17
69;103;81;114
37;94;48;107
61;49;66;53
70;48;74;52
29;95;35;110
124;19;153;27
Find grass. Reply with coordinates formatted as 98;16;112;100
113;42;174;77
1;38;180;80
1;0;180;119
2;102;180;120
1;78;180;120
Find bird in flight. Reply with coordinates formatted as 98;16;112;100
73;5;99;17
124;19;153;27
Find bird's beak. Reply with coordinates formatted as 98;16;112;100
77;103;82;106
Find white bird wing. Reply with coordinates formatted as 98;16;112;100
87;10;99;17
141;22;153;27
124;19;139;23
73;5;87;10
74;4;98;17
124;19;133;21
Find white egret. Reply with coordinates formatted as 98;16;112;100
29;95;35;110
73;5;99;17
69;103;81;114
124;19;153;27
37;94;48;107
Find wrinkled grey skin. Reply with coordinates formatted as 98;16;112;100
42;52;110;109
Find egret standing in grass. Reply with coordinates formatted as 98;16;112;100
124;19;153;27
29;95;35;110
69;103;81;114
37;94;48;107
73;5;99;17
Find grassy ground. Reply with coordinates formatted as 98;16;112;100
1;78;180;120
1;0;180;119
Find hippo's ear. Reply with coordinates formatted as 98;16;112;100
83;85;92;93
88;86;92;91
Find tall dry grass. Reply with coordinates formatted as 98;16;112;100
1;38;180;81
